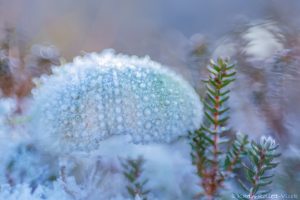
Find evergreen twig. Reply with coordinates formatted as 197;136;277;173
235;137;280;200
190;58;236;199
190;58;280;199
122;156;149;200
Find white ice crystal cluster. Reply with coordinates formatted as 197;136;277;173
0;98;16;135
30;50;202;152
92;136;199;199
260;135;276;149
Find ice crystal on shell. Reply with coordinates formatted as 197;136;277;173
30;50;202;152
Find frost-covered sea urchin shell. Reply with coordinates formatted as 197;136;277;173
30;50;202;152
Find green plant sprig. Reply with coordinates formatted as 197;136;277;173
235;137;280;200
122;156;149;200
190;58;280;200
190;58;236;199
224;134;249;172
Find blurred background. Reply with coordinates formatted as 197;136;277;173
0;0;300;195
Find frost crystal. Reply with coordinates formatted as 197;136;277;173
260;136;276;149
30;50;202;152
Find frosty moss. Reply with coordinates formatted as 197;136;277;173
30;50;202;152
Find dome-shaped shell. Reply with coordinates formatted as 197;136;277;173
30;50;202;152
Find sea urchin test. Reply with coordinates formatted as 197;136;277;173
30;50;202;152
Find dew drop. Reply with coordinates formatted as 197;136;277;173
143;108;151;116
115;107;121;113
116;116;123;123
140;83;146;88
144;122;152;129
100;122;106;128
98;114;105;120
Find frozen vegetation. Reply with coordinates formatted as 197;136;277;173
0;51;203;199
1;1;300;199
0;51;284;199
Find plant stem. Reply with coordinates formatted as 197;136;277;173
204;77;222;199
